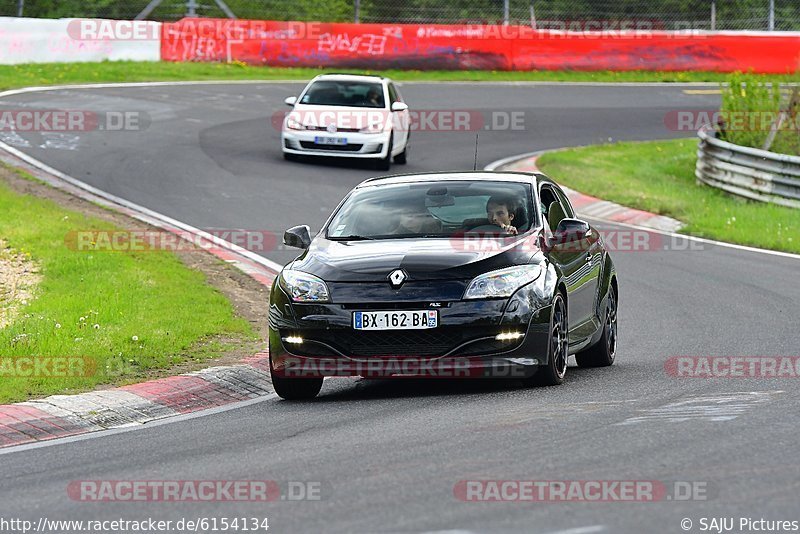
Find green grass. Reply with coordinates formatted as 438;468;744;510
537;138;800;254
0;176;256;404
1;61;797;91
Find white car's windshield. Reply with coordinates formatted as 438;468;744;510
326;181;536;240
300;80;385;108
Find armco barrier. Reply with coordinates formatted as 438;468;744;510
0;17;161;64
696;128;800;209
161;19;800;73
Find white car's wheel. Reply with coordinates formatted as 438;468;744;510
376;135;393;171
394;136;408;164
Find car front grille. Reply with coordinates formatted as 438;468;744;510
308;126;361;133
299;141;363;152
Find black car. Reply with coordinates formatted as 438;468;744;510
268;171;618;399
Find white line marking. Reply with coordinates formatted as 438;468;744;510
0;80;308;100
544;526;607;534
0;80;728;103
616;391;781;426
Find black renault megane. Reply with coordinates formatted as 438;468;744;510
269;171;618;399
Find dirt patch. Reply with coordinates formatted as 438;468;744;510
0;163;270;377
0;239;42;329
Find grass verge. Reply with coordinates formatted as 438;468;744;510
536;138;799;254
0;167;259;404
0;61;796;91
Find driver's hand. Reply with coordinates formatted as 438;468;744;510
503;224;518;235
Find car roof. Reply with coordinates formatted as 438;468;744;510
357;171;546;189
312;73;387;83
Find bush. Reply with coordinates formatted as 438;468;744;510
719;72;800;156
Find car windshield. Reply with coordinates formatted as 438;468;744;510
326;181;536;240
300;80;385;108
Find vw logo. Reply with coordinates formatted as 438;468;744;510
326;123;337;134
388;269;406;288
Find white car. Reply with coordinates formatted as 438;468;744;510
281;74;410;170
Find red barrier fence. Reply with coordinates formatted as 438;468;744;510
161;19;800;73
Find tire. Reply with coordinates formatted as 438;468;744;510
283;152;299;162
375;135;393;171
576;284;617;368
529;292;568;386
394;137;408;164
270;357;323;400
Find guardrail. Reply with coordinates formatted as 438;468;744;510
695;128;800;209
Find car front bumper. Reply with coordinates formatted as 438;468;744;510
281;129;391;159
268;282;556;379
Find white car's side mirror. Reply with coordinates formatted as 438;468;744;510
284;96;298;107
391;102;409;112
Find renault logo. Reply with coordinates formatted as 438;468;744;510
388;269;406;288
326;123;337;133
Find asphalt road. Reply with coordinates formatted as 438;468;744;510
2;82;799;534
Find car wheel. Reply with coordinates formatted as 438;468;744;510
530;292;568;386
394;137;408;164
283;152;299;162
576;284;617;368
269;357;323;400
376;135;393;171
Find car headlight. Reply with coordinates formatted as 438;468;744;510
359;123;384;134
285;117;305;131
464;264;543;300
280;269;330;303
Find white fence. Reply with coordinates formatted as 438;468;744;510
0;17;161;64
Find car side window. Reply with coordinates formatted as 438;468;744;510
389;83;403;104
539;184;568;231
553;186;576;218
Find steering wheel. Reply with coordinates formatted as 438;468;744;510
466;224;512;235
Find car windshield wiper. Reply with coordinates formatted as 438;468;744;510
328;234;377;241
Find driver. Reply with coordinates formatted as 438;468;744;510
366;87;382;107
486;194;518;235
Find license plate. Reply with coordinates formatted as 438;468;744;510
353;310;438;331
314;136;347;145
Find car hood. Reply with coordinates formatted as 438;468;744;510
290;234;542;282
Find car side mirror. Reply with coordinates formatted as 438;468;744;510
553;218;591;243
284;225;311;249
390;102;408;112
284;96;297;107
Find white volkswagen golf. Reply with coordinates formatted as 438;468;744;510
281;74;410;170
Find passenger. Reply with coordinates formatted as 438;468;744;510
486;194;519;235
393;200;442;235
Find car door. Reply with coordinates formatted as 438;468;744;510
539;184;594;343
554;184;603;334
388;83;409;150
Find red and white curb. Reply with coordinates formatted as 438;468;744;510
0;354;272;448
486;150;684;233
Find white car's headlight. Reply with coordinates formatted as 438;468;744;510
359;122;384;134
285;117;305;130
280;269;330;303
464;264;543;300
